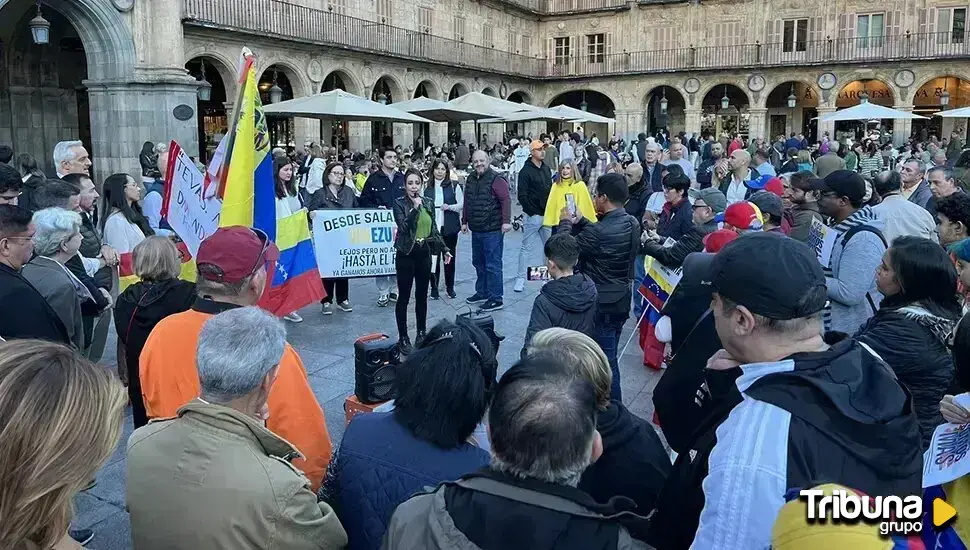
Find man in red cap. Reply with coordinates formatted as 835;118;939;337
722;201;764;234
139;226;332;490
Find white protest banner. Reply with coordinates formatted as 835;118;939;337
806;217;837;267
312;208;397;278
164;141;221;257
923;421;970;487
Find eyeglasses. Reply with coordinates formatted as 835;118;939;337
692;203;710;210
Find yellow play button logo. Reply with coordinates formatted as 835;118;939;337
934;497;958;527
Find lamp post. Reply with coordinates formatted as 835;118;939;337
660;87;668;115
29;1;51;45
580;91;588;112
196;59;212;102
787;84;797;109
720;85;730;110
268;69;283;104
941;77;951;108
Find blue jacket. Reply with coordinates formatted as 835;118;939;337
359;170;405;208
323;412;490;550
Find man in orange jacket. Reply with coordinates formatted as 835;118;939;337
139;226;331;490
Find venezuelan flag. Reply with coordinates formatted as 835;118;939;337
637;256;680;370
118;242;196;292
218;51;324;315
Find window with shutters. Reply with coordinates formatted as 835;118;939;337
377;0;392;23
521;34;531;56
857;13;885;48
453;15;465;42
715;22;742;47
328;0;347;14
554;36;571;66
483;24;494;48
417;7;432;34
783;19;809;52
653;26;676;50
507;29;515;52
586;33;605;63
938;7;967;43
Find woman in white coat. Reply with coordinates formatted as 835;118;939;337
100;173;152;255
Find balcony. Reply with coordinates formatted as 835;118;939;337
181;1;970;82
483;0;632;15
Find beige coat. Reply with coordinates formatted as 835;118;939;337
126;400;347;550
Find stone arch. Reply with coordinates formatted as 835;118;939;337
371;73;406;103
481;86;497;97
760;78;822;109
506;90;532;104
548;89;616;118
258;58;312;98
828;73;899;108
0;0;135;81
321;68;363;96
698;81;752;109
184;51;237;99
911;71;970;105
448;82;470;100
643;85;688;134
413;79;441;100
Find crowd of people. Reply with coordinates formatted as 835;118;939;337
2;122;970;550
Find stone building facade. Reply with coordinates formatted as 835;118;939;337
0;0;968;180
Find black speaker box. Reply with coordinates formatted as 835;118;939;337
458;310;504;353
354;333;401;404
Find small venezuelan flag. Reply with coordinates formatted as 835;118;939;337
118;241;196;292
217;49;324;316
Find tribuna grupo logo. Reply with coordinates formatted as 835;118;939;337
800;487;924;536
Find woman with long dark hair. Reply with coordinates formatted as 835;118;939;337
424;159;462;299
392;169;451;350
274;156;303;219
854;236;962;447
100;173;152;254
858;140;884;178
308;162;358;316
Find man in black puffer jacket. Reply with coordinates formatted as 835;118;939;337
558;173;641;401
515;140;553;293
521;233;597;358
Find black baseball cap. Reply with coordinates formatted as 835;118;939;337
817;170;865;204
703;233;827;320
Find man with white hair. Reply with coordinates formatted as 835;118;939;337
813;140;846;178
127;306;348;549
384;353;651;549
52;140;91;178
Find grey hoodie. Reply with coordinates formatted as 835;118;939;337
823;205;887;335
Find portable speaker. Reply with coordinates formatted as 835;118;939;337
458;310;504;353
354;333;401;404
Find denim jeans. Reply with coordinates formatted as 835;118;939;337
632;255;646;320
516;214;551;281
594;311;628;402
376;275;398;296
472;231;504;301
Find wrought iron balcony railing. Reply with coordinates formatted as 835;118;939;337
484;0;631;15
182;0;970;81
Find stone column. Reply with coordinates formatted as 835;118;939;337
685;108;703;136
816;107;836;143
893;105;914;146
320;121;334;147
747;108;768;140
85;78;199;182
393;123;415;150
430;122;448;147
348;121;371;153
293;118;320;150
461;121;476;145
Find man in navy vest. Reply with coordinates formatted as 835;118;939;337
143;142;174;236
462;150;511;312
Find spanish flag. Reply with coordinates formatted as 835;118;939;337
218;51;324;316
118;242;196;292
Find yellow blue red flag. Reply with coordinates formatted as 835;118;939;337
218;51;324;315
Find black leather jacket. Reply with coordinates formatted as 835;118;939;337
392;196;447;256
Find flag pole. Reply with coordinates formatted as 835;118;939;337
619;305;650;360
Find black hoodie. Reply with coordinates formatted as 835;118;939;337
648;339;923;549
521;273;598;358
114;278;196;428
580;401;671;519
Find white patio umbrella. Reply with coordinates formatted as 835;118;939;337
390;96;497;123
819;101;928;122
262;89;432;123
933;106;970;118
446;92;536;117
478;107;574;124
547;104;615;124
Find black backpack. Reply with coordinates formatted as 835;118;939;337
840;223;888;314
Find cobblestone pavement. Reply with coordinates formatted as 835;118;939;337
75;224;664;549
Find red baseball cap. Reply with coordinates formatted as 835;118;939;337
703;229;740;253
196;226;280;283
723;202;764;231
763;177;784;198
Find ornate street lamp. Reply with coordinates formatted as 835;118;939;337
941;77;951;108
787;84;797;109
580;91;588;112
196;59;212;102
269;69;283;104
29;1;51;45
660;87;668;115
720;85;730;110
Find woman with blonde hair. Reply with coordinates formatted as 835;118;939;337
543;160;596;229
114;236;195;427
527;327;670;515
0;339;126;550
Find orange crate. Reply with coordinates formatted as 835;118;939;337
344;394;391;425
